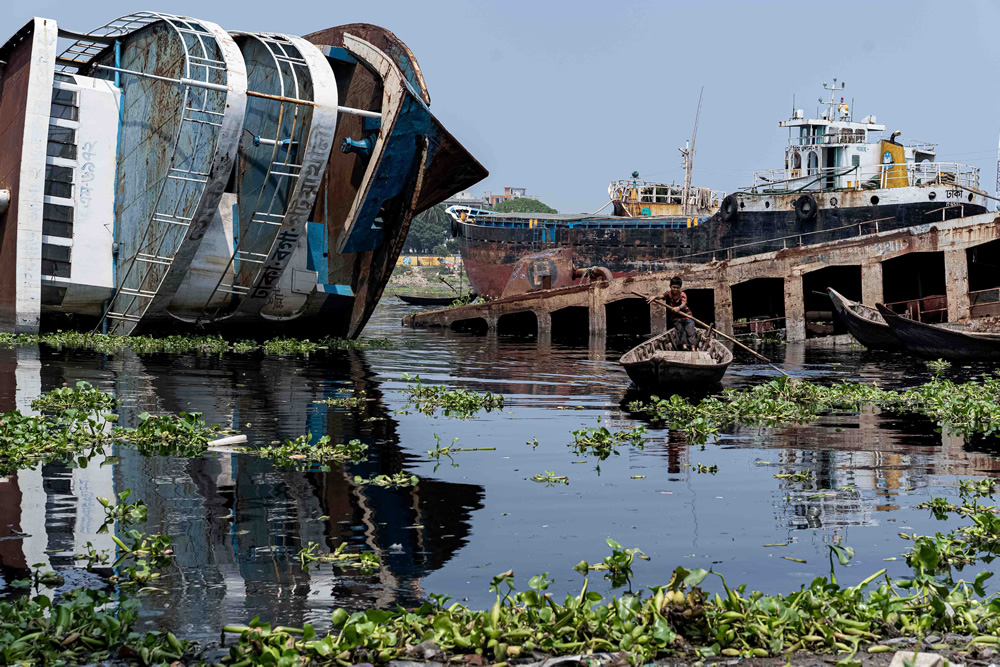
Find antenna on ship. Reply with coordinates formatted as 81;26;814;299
680;87;704;217
821;77;845;120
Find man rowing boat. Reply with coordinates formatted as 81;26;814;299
645;276;696;350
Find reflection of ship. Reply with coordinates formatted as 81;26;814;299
450;79;988;298
0;344;484;632
0;13;486;337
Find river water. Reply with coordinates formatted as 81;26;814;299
0;301;995;641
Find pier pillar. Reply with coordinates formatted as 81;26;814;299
588;291;606;335
784;273;806;342
486;314;498;333
536;310;551;335
860;262;883;306
944;248;970;321
650;301;666;335
714;284;733;337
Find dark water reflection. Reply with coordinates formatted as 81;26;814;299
1;303;999;640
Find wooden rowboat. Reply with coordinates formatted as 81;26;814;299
620;328;734;390
396;293;474;307
827;288;901;351
875;304;1000;361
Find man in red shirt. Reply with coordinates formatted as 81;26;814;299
646;276;696;350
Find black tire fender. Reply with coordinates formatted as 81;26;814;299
794;194;819;222
720;194;740;222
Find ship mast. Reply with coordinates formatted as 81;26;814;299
680;87;704;217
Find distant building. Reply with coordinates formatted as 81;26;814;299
440;190;487;208
483;186;539;207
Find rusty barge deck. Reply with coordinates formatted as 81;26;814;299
402;212;1000;343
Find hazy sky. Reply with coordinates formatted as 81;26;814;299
8;0;1000;213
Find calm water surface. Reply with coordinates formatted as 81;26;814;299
0;301;997;641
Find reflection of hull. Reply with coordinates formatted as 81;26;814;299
828;288;900;351
877;303;1000;361
0;14;487;337
458;201;988;298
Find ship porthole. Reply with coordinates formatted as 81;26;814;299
739;201;745;209
764;201;770;209
870;195;880;206
928;191;936;200
969;193;975;202
830;197;838;207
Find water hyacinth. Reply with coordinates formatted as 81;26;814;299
631;375;1000;444
401;374;505;419
0;331;393;356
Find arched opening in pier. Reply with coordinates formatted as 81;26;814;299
497;311;537;338
801;265;861;337
967;240;1000;318
731;278;785;337
450;317;489;334
881;251;947;323
551;306;589;343
605;297;650;338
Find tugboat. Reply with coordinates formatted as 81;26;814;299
451;79;989;298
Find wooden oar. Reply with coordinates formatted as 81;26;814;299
438;275;460;295
632;291;789;376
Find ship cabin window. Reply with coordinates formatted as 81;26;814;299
46;125;76;160
855;129;865;143
851;155;860;167
41;243;71;278
43;203;74;239
50;88;79;121
792;153;802;172
44;164;74;200
799;126;810;146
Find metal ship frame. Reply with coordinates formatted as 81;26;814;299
0;13;486;336
450;80;988;298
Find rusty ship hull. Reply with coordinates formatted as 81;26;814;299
457;198;987;298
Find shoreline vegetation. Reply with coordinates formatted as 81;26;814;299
7;481;1000;665
0;331;394;355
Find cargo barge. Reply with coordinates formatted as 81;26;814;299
0;12;486;336
450;81;988;298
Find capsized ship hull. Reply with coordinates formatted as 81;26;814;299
0;13;487;337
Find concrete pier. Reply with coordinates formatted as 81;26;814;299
403;213;1000;343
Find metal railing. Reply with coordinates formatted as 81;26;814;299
750;162;979;192
882;294;948;324
970;287;1000;318
608;180;725;206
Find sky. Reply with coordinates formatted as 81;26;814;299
7;0;1000;213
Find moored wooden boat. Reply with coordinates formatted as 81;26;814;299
397;293;474;307
827;288;901;350
875;304;1000;361
619;328;733;390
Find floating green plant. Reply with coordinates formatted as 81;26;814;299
313;389;368;408
353;472;419;488
30;381;118;413
531;471;569;486
401;374;505;419
631;375;1000;444
97;489;147;529
298;542;381;574
570;417;647;460
248;435;368;470
0;331;393;356
0;588;189;664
